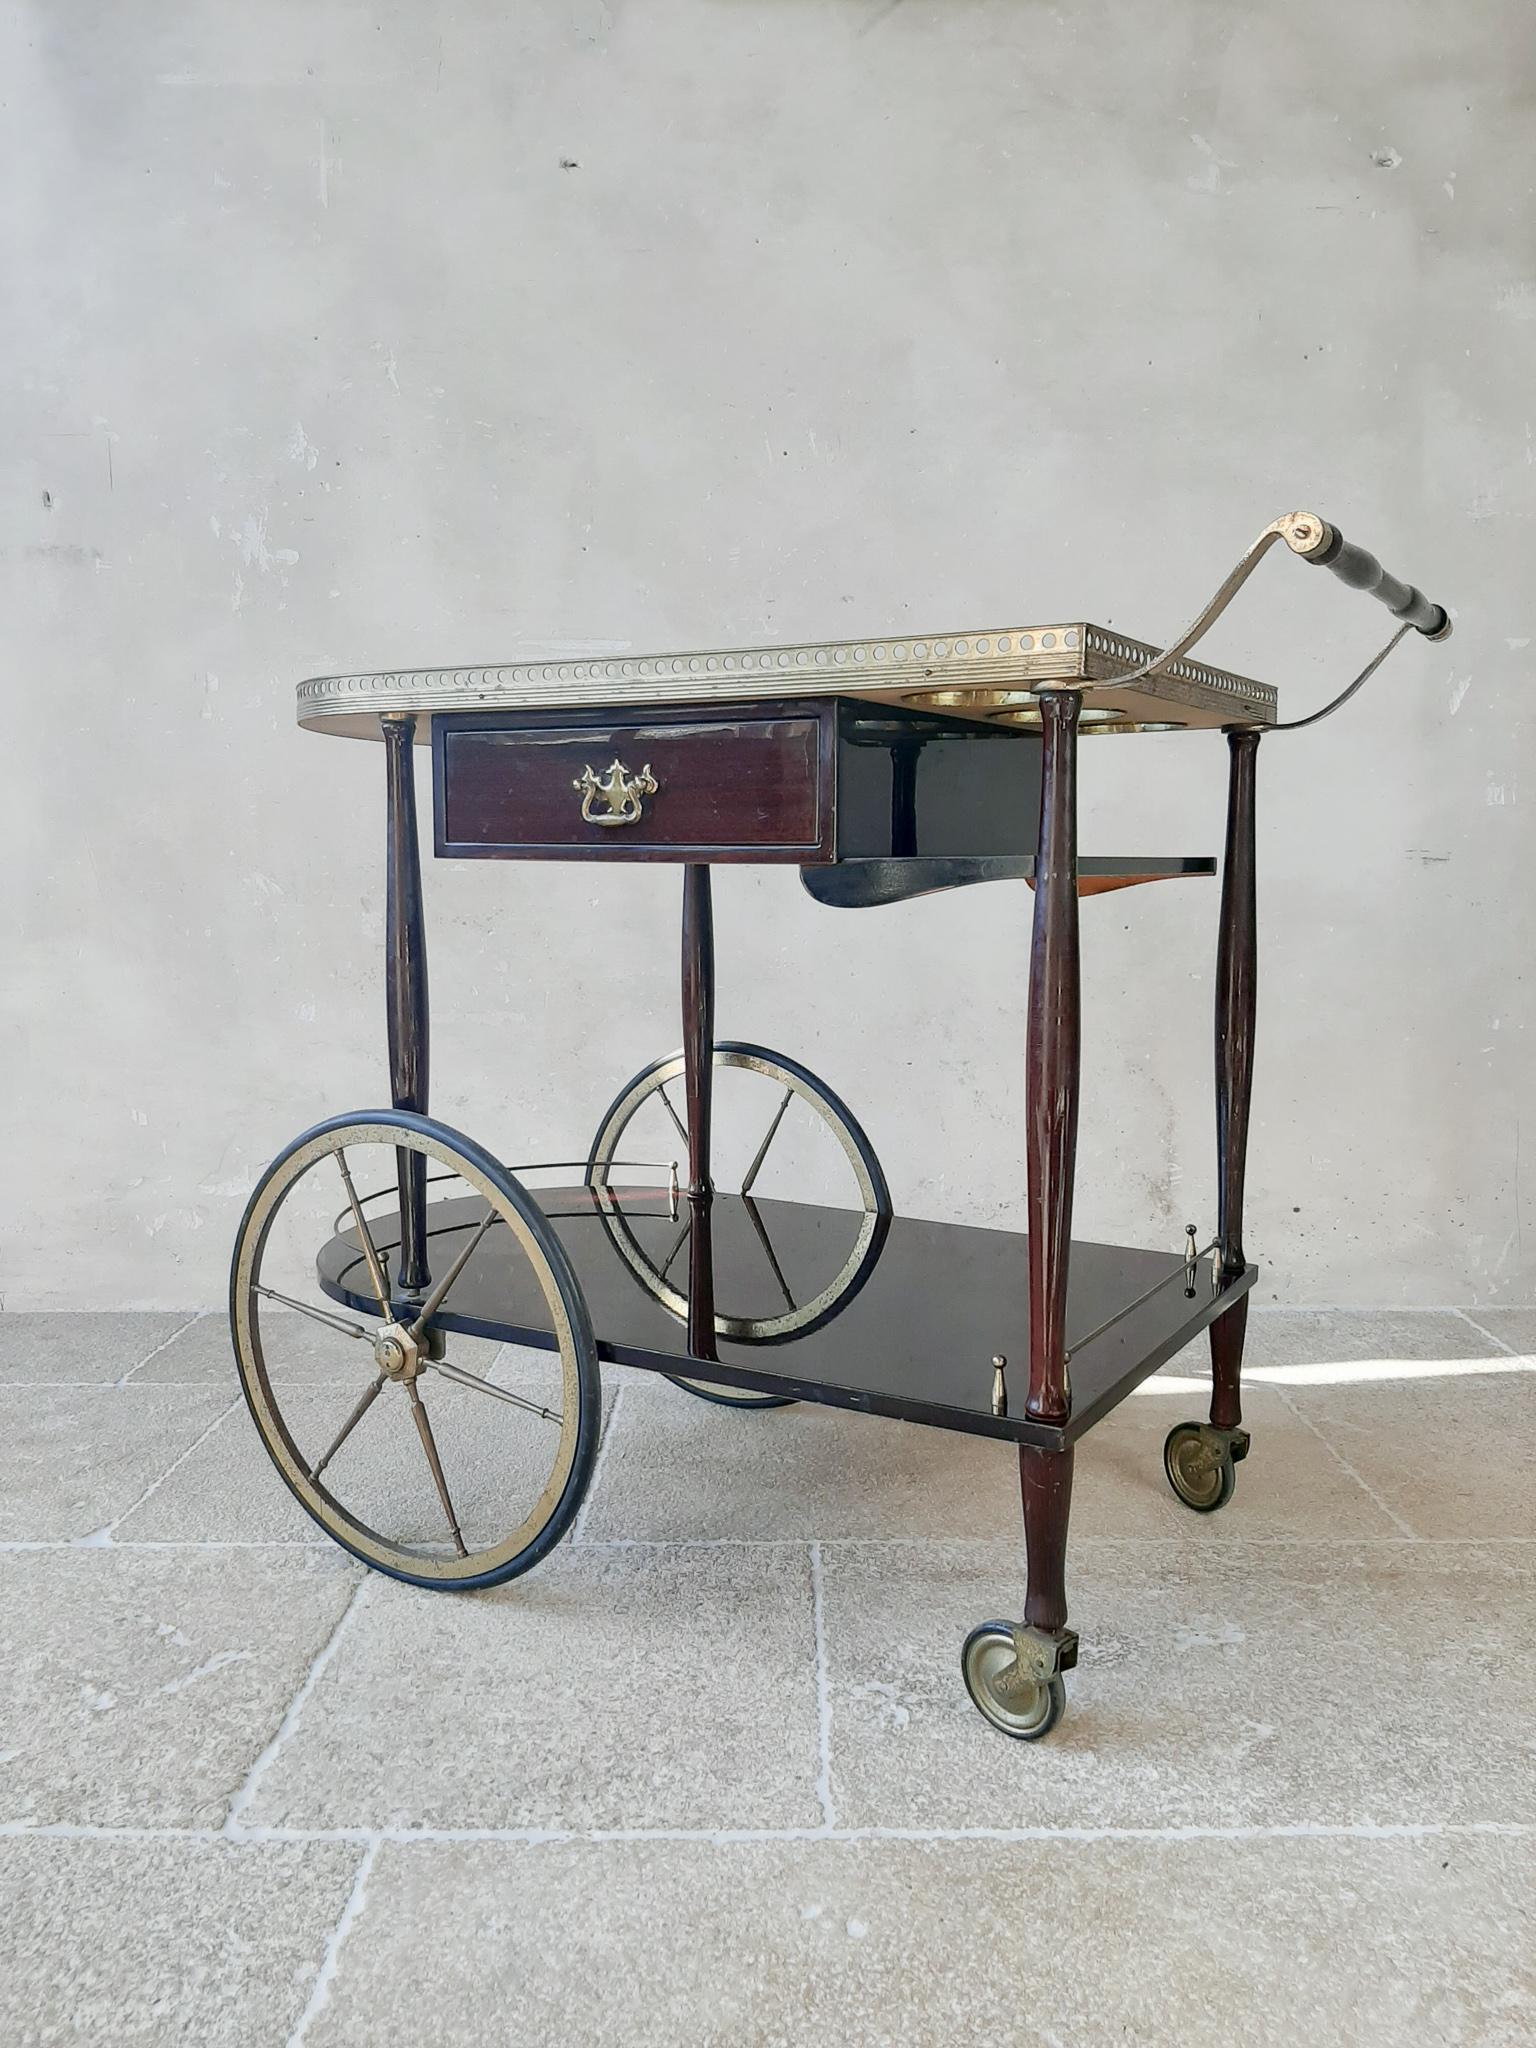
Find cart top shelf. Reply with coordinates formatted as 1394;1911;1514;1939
297;621;1278;742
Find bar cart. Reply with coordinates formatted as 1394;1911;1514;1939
230;511;1449;1740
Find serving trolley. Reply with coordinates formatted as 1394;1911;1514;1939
230;512;1449;1740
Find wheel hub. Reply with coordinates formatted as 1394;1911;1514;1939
372;1321;420;1381
1172;1437;1218;1489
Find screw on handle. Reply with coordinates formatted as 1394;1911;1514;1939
1278;512;1451;640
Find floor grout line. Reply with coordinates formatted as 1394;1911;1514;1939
224;1575;371;1837
118;1309;208;1385
285;1838;378;2048
1451;1307;1521;1356
2;1818;1532;1848
1271;1386;1419;1540
0;1539;335;1553
808;1542;837;1829
0;1380;363;1391
570;1379;626;1543
76;1393;247;1545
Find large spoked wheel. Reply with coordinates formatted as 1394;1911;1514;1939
585;1041;890;1406
230;1110;601;1590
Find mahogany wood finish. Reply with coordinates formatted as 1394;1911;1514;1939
1020;1447;1074;1632
432;699;1053;868
1024;691;1082;1425
1211;729;1259;1430
382;714;431;1292
435;709;831;862
681;864;717;1358
1020;691;1082;1650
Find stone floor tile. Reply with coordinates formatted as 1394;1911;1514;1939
132;1309;322;1386
0;1313;194;1385
119;1363;618;1548
818;1540;1536;1832
0;1837;360;2048
1460;1307;1536;1356
1280;1370;1536;1539
1;1386;236;1541
582;1380;1400;1542
1069;1381;1401;1539
245;1546;822;1832
308;1835;1536;2048
1240;1308;1500;1370
0;1548;358;1826
581;1385;1022;1541
135;1310;515;1386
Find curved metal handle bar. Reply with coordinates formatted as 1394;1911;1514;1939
1090;510;1451;734
1095;510;1449;694
1270;622;1414;734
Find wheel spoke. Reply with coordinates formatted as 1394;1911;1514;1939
408;1204;500;1341
740;1087;794;1198
425;1354;562;1423
654;1082;689;1147
656;1216;690;1284
406;1380;468;1557
335;1147;393;1316
742;1195;797;1312
255;1285;371;1342
310;1373;387;1481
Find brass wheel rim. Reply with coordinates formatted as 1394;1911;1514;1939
232;1120;588;1583
586;1047;886;1342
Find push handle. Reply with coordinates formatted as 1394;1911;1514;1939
1278;512;1451;640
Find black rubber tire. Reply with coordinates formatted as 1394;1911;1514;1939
230;1108;602;1591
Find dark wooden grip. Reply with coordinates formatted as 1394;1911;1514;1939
1311;526;1449;638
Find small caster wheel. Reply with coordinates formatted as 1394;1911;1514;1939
1163;1422;1236;1513
961;1622;1067;1741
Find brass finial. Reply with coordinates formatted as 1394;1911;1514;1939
991;1354;1008;1417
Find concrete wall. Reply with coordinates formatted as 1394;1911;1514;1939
2;0;1531;1309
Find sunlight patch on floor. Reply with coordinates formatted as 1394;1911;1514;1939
1135;1354;1536;1394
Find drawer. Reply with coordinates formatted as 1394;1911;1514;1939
433;708;833;861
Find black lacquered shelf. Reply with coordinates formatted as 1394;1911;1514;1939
317;1194;1254;1452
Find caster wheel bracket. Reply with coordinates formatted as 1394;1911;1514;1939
961;1620;1073;1740
1008;1623;1079;1684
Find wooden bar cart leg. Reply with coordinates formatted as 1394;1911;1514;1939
1020;1445;1074;1631
1025;691;1082;1428
680;864;716;1359
1211;729;1259;1424
382;713;431;1294
962;690;1082;1742
1164;728;1259;1514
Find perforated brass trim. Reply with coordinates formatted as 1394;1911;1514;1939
296;622;1278;740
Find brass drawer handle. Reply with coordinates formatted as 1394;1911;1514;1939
573;758;659;828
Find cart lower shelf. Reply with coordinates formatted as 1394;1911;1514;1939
317;1192;1254;1452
